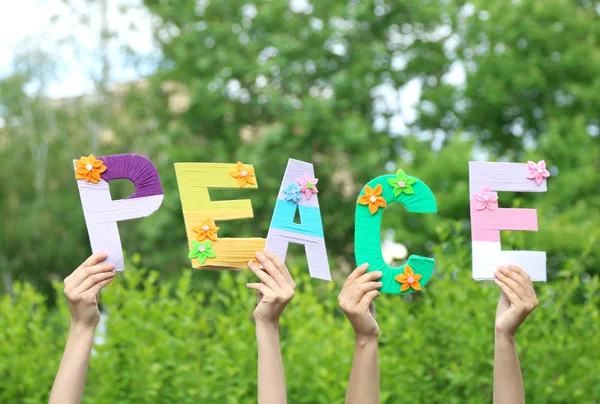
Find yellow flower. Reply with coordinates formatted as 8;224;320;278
358;184;387;215
395;265;422;292
229;161;256;188
75;154;107;184
191;218;220;241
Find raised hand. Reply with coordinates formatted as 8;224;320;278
494;264;539;337
493;265;539;404
50;252;115;404
63;252;115;328
340;263;383;404
247;251;296;326
247;251;296;404
338;263;383;342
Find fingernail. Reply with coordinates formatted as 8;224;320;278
374;271;382;275
255;251;264;258
494;270;501;277
377;282;383;287
360;262;369;268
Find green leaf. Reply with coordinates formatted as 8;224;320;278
404;186;415;195
188;250;198;259
205;250;216;258
395;169;407;180
198;254;207;264
405;177;417;185
393;187;402;198
387;177;400;188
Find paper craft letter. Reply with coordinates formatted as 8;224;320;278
469;161;550;281
264;159;331;281
74;154;164;271
175;162;265;269
354;169;437;295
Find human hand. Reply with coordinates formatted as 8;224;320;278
494;265;539;338
338;263;383;342
247;251;296;327
63;252;115;329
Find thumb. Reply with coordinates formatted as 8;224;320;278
369;301;376;319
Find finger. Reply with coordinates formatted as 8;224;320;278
85;276;114;297
68;261;115;288
246;283;276;298
255;251;289;289
494;276;523;305
344;263;369;288
263;250;295;288
248;260;280;291
82;252;109;268
350;281;382;306
76;270;116;293
495;267;527;301
358;289;381;310
507;265;536;298
246;283;266;292
358;281;383;294
355;271;383;284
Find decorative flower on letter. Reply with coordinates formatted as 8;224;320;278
188;240;217;264
358;184;387;215
526;160;550;186
387;169;416;197
395;265;422;292
473;186;498;211
297;173;319;199
283;183;302;203
192;218;220;241
74;154;107;184
229;162;256;187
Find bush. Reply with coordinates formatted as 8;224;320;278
1;244;599;403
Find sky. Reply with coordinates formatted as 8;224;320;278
0;0;465;139
0;0;157;98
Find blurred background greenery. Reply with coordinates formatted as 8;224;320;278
0;0;599;402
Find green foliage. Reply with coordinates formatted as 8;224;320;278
1;242;599;403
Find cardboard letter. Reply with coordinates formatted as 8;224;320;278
74;154;164;271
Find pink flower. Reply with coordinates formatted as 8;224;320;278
297;173;319;199
473;186;498;210
526;160;550;186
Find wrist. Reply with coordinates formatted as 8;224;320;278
255;318;280;331
355;333;379;347
495;330;516;344
70;321;97;336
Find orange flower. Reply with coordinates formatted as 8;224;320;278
358;184;387;215
229;161;256;187
395;265;422;292
75;154;107;184
192;218;220;241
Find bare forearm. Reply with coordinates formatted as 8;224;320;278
49;324;95;404
346;336;379;404
494;333;524;404
256;321;286;404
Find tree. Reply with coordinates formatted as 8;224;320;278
139;0;460;275
414;0;600;276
